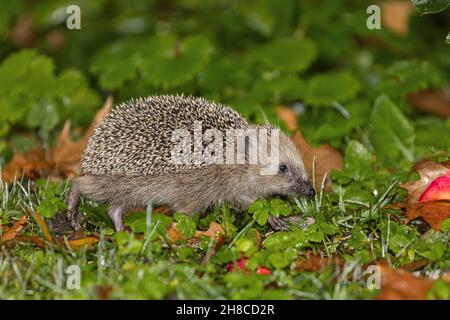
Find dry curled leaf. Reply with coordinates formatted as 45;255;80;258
381;0;413;36
376;263;434;300
391;201;450;231
30;211;53;242
296;251;345;272
167;222;185;242
96;285;113;300
1;215;28;242
11;14;35;48
406;88;450;118
1;148;53;183
13;236;46;248
276;106;343;191
62;237;99;249
167;221;225;246
194;222;224;242
1;97;113;183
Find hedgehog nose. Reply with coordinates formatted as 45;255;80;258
297;179;315;198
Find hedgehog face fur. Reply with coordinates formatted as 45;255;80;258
67;95;314;231
246;131;313;198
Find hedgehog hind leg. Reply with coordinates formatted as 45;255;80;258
107;206;125;231
66;179;82;230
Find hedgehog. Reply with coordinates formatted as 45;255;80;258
66;95;315;231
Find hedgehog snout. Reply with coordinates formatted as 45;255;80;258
292;179;315;198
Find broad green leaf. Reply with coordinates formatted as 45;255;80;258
441;218;450;231
174;213;197;238
90;40;141;90
268;252;291;269
344;140;375;180
303;71;360;106
446;31;450;44
0;1;21;36
137;35;213;88
269;199;292;217
370;95;415;166
256;210;269;226
250;74;304;104
0;50;56;124
378;61;443;99
411;0;450;14
255;38;317;72
37;197;67;218
200;56;252;92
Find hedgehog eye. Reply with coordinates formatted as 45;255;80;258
279;163;288;173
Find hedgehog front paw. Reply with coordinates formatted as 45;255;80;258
267;215;301;231
66;209;82;230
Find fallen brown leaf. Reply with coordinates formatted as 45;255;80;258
96;285;113;300
406;88;450;118
167;222;185;242
194;222;224;241
1;148;53;183
30;211;54;242
51;96;113;178
276;106;343;191
167;221;225;246
376;263;433;300
296;251;345;272
1;216;28;242
1;97;113;183
13;236;46;248
381;0;413;36
401;258;429;272
391;201;450;231
62;237;99;249
10;14;35;48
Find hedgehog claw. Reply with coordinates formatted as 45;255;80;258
67;209;82;230
267;215;301;231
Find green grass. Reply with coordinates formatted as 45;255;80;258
0;165;448;300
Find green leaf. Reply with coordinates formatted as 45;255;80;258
344;140;375;180
37;197;67;218
0;1;21;36
411;0;450;14
235;238;257;255
446;31;450;44
269;199;292;218
248;199;270;225
303;71;360;106
268;252;291;269
348;226;366;249
250;74;305;104
256;210;269;226
440;218;450;232
90;40;141;91
370;95;415;166
136;35;213;88
378;61;442;99
256;38;317;72
174;213;197;238
200;56;252;93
